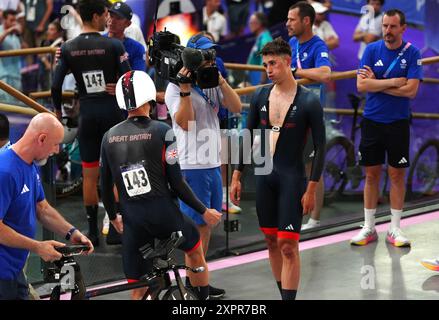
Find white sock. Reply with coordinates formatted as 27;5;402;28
306;218;320;225
222;186;227;202
390;208;403;231
364;208;376;229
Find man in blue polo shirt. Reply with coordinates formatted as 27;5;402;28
106;1;145;72
286;1;331;230
351;9;422;247
0;113;94;300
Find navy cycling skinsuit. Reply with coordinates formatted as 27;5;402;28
51;32;131;168
237;85;326;240
99;116;206;281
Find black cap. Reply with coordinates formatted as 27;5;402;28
109;2;133;21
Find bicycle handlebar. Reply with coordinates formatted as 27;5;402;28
55;245;90;257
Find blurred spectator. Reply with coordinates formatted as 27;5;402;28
130;12;141;27
226;0;250;38
268;0;300;27
23;0;53;49
247;12;272;86
38;19;64;91
311;2;338;109
353;0;384;60
124;21;146;50
255;0;273;16
0;113;10;151
311;1;338;50
201;0;227;42
0;0;21;23
308;0;332;10
107;2;146;72
123;9;146;50
0;9;22;104
62;3;83;41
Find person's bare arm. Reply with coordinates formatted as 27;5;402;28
37;199;94;253
363;33;380;44
36;0;53;33
353;29;380;43
172;67;195;131
219;75;242;113
325;36;339;50
0;25;20;44
357;66;407;93
383;79;420;99
295;66;331;83
357;75;405;93
156;91;165;104
0;219;64;262
36;199;74;236
353;29;365;42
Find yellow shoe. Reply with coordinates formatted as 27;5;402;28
421;258;439;271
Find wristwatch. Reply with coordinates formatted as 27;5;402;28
291;67;297;77
180;91;191;97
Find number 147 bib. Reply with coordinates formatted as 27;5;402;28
82;70;106;94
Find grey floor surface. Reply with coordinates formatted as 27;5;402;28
28;194;368;285
87;217;439;300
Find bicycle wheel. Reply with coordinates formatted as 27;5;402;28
56;177;83;199
324;136;356;202
407;139;439;198
162;285;198;300
56;141;83;199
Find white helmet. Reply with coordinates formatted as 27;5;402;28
61;117;78;144
116;71;156;111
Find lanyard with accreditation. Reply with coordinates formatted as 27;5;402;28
382;42;411;78
296;42;302;69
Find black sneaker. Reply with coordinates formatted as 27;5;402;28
209;285;225;299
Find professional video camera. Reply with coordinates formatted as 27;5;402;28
147;29;219;89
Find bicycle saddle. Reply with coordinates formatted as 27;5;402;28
139;231;186;261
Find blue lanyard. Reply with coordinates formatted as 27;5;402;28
192;85;217;109
296;42;302;69
383;42;411;78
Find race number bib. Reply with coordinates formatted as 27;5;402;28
82;70;106;94
26;7;36;22
121;163;151;197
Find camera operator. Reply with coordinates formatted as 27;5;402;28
165;34;241;299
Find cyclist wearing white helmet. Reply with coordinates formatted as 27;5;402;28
99;70;222;300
